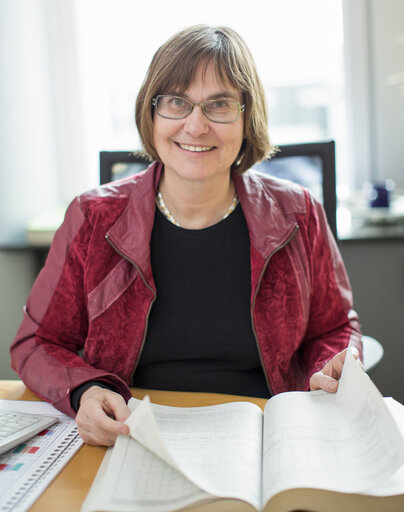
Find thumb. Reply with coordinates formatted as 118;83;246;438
350;346;360;359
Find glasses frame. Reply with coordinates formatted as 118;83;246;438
152;95;245;124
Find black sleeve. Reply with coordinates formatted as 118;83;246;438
70;380;116;412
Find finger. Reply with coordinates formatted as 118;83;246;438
76;398;129;446
348;345;365;371
310;349;348;388
350;346;360;359
324;349;349;381
329;346;362;379
75;409;114;446
76;421;107;445
102;393;131;423
75;412;114;446
78;426;116;446
80;387;130;430
90;401;129;436
77;413;124;446
310;371;339;393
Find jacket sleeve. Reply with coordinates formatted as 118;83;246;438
299;192;362;388
9;197;132;417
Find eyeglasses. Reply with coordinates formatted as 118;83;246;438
152;95;245;124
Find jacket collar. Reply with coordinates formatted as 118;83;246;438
106;161;163;281
233;170;300;259
107;162;300;277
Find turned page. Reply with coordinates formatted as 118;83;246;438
83;397;264;511
262;349;404;506
126;399;264;510
81;397;211;512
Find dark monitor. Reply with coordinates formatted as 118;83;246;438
100;151;151;185
100;140;337;238
253;140;336;238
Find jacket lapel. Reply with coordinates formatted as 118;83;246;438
106;161;163;283
233;170;301;259
107;164;305;291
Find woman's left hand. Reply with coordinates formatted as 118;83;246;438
309;347;362;393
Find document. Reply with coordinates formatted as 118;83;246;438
0;400;83;512
82;350;404;512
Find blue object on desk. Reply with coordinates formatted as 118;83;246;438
370;183;390;208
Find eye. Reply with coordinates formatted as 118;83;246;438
168;96;187;108
211;99;231;110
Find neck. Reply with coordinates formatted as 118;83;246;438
158;170;236;229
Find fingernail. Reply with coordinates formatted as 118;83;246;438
350;346;359;357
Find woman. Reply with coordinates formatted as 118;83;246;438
10;25;362;446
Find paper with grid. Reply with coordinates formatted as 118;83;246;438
110;436;208;511
81;400;263;512
82;350;404;512
124;396;263;505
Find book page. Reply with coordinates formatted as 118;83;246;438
82;399;264;512
365;398;404;497
134;400;264;509
262;349;404;504
124;395;180;471
81;433;211;512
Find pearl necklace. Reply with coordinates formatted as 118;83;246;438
156;191;239;228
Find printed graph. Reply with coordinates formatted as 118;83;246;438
0;462;24;472
12;444;40;455
0;414;82;512
0;425;59;476
36;429;54;437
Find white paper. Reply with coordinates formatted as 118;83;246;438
364;398;404;497
83;352;404;512
82;435;210;512
262;349;404;503
0;399;66;416
149;400;263;508
125;396;180;471
84;398;263;512
0;399;82;512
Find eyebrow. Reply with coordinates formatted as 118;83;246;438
165;90;240;101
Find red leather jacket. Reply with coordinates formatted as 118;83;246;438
10;162;361;416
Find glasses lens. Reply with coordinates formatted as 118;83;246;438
156;96;191;119
153;95;243;123
204;100;240;123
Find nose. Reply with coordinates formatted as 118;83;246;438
183;105;210;137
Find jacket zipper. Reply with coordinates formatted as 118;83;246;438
251;224;299;397
105;235;156;383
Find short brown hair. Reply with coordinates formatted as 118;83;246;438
135;25;276;173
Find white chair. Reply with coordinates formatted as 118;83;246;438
362;335;384;373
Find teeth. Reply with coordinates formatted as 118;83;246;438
179;144;213;152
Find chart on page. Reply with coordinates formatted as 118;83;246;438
0;402;83;512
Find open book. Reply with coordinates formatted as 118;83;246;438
81;350;404;512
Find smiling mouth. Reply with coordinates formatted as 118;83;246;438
176;142;215;152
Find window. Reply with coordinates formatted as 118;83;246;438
4;1;403;245
73;0;348;190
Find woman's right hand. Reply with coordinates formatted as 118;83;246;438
75;386;130;446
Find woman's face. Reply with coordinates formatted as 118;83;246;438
153;61;244;186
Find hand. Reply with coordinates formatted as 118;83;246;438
309;347;362;393
75;386;130;446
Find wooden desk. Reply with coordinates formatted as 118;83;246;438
0;380;267;512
